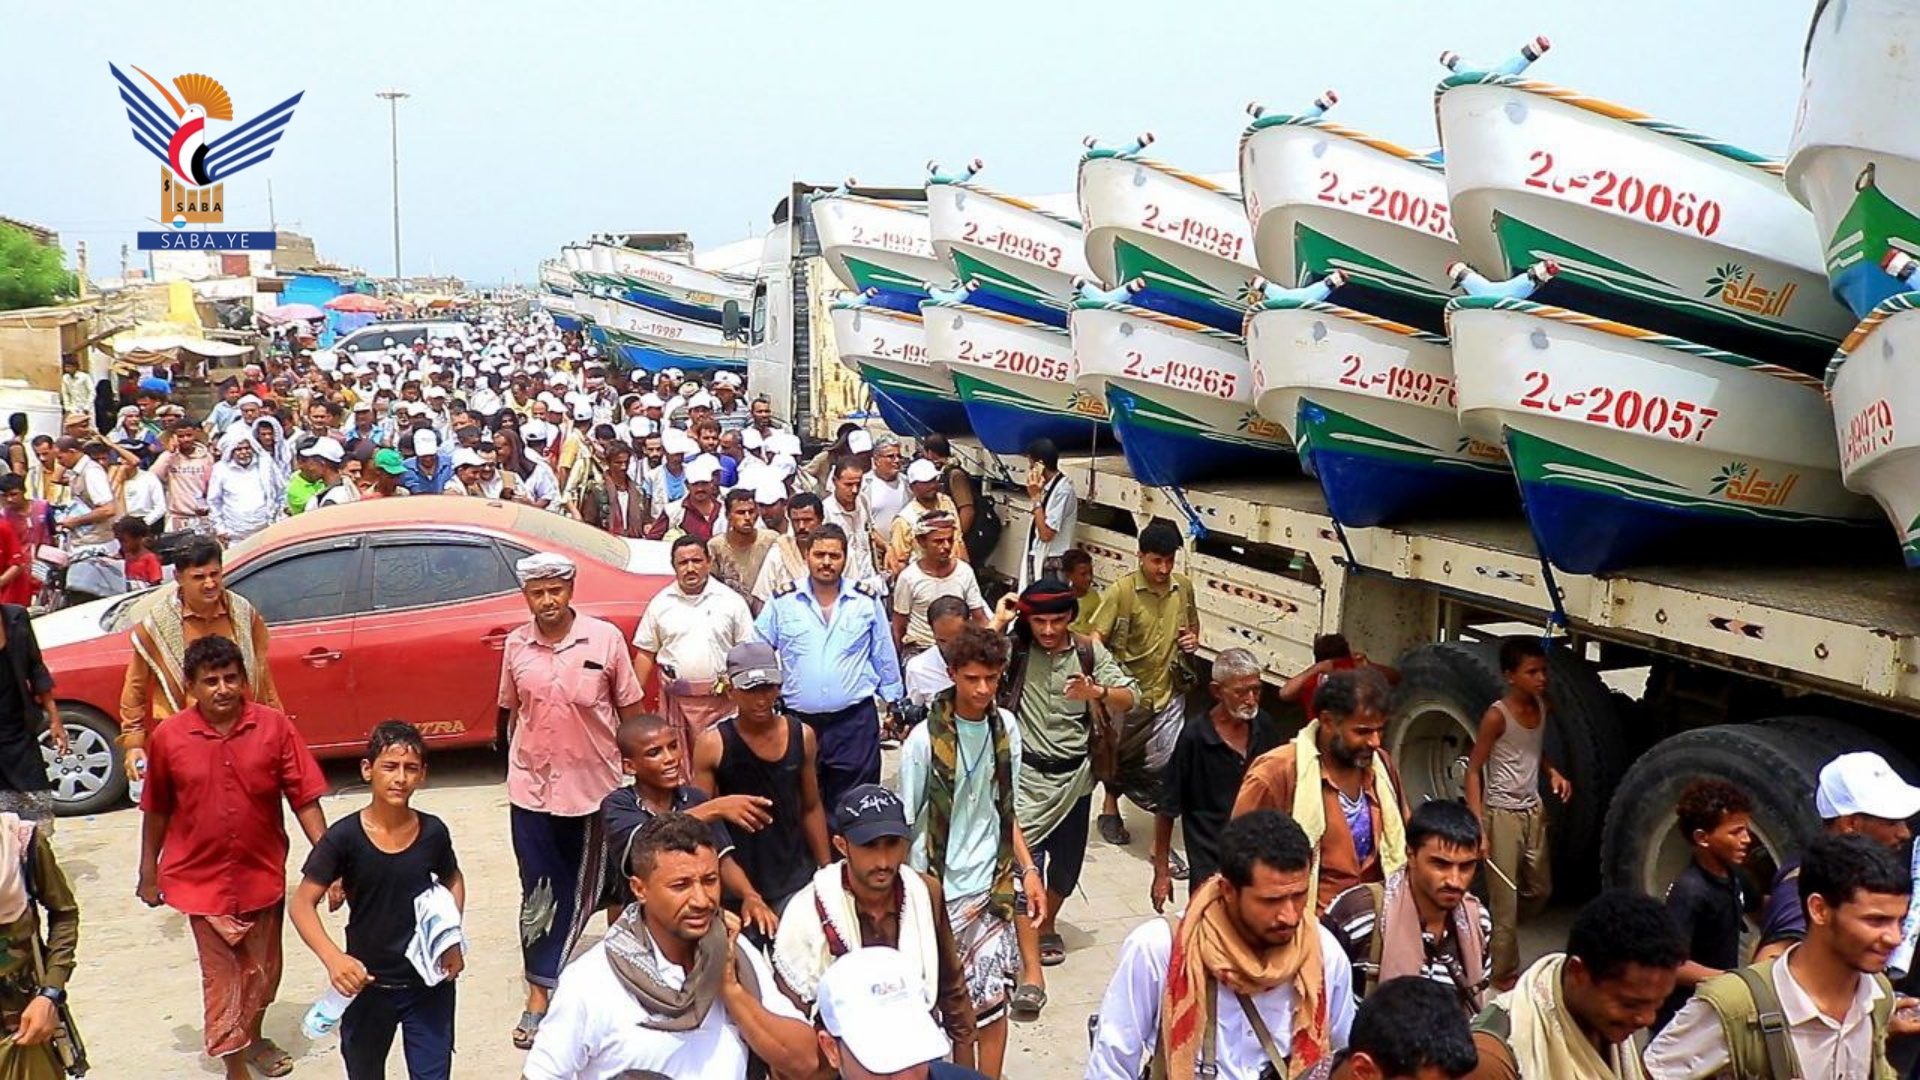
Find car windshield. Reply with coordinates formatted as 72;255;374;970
507;507;632;570
337;323;469;353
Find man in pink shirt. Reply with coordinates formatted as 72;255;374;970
149;419;215;534
498;551;646;1051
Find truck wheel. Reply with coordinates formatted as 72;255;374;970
45;706;129;817
1751;717;1920;783
1386;639;1627;894
1600;724;1824;896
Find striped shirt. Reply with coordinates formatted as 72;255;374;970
1322;883;1493;1007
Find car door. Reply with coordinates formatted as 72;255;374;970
223;536;367;752
352;534;524;747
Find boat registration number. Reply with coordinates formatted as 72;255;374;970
961;223;1063;269
1519;370;1720;442
1841;398;1896;470
869;336;930;365
1140;205;1245;262
1522;152;1724;238
1338;354;1456;407
850;226;934;258
1123;350;1239;399
1316;172;1455;239
958;340;1069;382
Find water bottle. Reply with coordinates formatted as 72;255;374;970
128;757;147;806
302;986;356;1039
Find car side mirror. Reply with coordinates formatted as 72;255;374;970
721;300;743;342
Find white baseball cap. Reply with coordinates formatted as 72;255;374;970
1816;752;1920;820
300;436;345;463
412;430;440;456
753;479;787;506
685;455;720;484
816;947;948;1074
451;447;486;469
663;430;696;457
905;458;940;484
847;429;874;454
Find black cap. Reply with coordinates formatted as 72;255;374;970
834;784;910;845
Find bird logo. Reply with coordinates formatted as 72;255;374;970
110;63;302;224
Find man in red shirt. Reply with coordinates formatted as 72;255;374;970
1279;633;1403;721
137;634;330;1080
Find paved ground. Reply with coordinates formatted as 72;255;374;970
64;747;1571;1078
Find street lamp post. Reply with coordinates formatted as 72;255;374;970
376;89;410;282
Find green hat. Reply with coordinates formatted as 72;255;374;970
373;449;407;476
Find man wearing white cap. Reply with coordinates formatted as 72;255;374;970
1755;751;1920;962
499;552;646;1050
306;438;361;508
649;455;723;543
814;946;990;1079
400;429;452;496
285;437;330;516
888;458;969;574
712;374;750;434
647;430;696;511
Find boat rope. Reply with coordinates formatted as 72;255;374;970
1327;514;1366;579
1515;506;1573;635
1163;483;1209;540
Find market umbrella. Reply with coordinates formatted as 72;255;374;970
325;294;388;314
260;303;325;324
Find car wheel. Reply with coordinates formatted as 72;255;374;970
42;706;128;816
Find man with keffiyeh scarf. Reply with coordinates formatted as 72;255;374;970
1087;810;1356;1080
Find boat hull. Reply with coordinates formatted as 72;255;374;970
1241;120;1459;334
828;305;970;438
1449;298;1872;574
1072;303;1291;487
813;194;947;305
1827;299;1920;566
1438;79;1848;370
1787;0;1920;319
1247;303;1508;527
926;182;1087;328
589;242;751;325
1078;155;1254;332
924;302;1109;455
603;297;744;373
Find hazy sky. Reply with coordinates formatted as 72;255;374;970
6;1;1819;285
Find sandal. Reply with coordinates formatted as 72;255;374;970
1169;849;1189;881
1010;982;1047;1020
1039;933;1066;967
512;1010;545;1051
1097;813;1131;847
245;1038;294;1078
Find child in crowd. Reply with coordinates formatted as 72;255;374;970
1657;777;1755;1030
289;721;464;1080
1464;636;1570;990
115;515;162;586
598;713;780;937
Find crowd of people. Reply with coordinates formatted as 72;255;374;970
0;308;1909;1080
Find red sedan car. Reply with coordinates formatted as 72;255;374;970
32;497;671;814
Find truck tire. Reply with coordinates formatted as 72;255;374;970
1751;717;1920;784
1600;724;1825;896
1386;639;1628;893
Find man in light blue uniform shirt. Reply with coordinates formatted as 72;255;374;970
755;521;903;813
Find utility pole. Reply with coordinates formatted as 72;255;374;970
375;89;410;284
267;179;277;230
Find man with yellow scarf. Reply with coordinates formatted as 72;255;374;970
1231;669;1409;917
1087;810;1357;1079
1462;890;1684;1080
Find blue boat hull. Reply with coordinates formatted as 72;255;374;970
550;312;584;334
958;395;1109;456
607;339;745;377
1305;445;1513;529
617;285;726;327
1106;385;1293;488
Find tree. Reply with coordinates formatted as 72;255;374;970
0;224;76;312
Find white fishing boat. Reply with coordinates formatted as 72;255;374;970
812;191;948;306
925;299;1108;455
589;236;753;327
1436;42;1850;371
1824;292;1920;566
827;300;970;437
1077;139;1254;332
925;162;1089;327
1448;294;1874;574
1248;289;1507;527
601;294;746;377
1071;299;1290;487
1240;95;1458;333
1788;0;1920;320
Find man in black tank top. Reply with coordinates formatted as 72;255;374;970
693;643;832;927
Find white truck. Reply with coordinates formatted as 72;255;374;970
936;435;1916;902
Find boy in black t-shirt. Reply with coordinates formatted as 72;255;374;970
290;721;464;1080
598;713;780;937
1657;777;1756;1030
